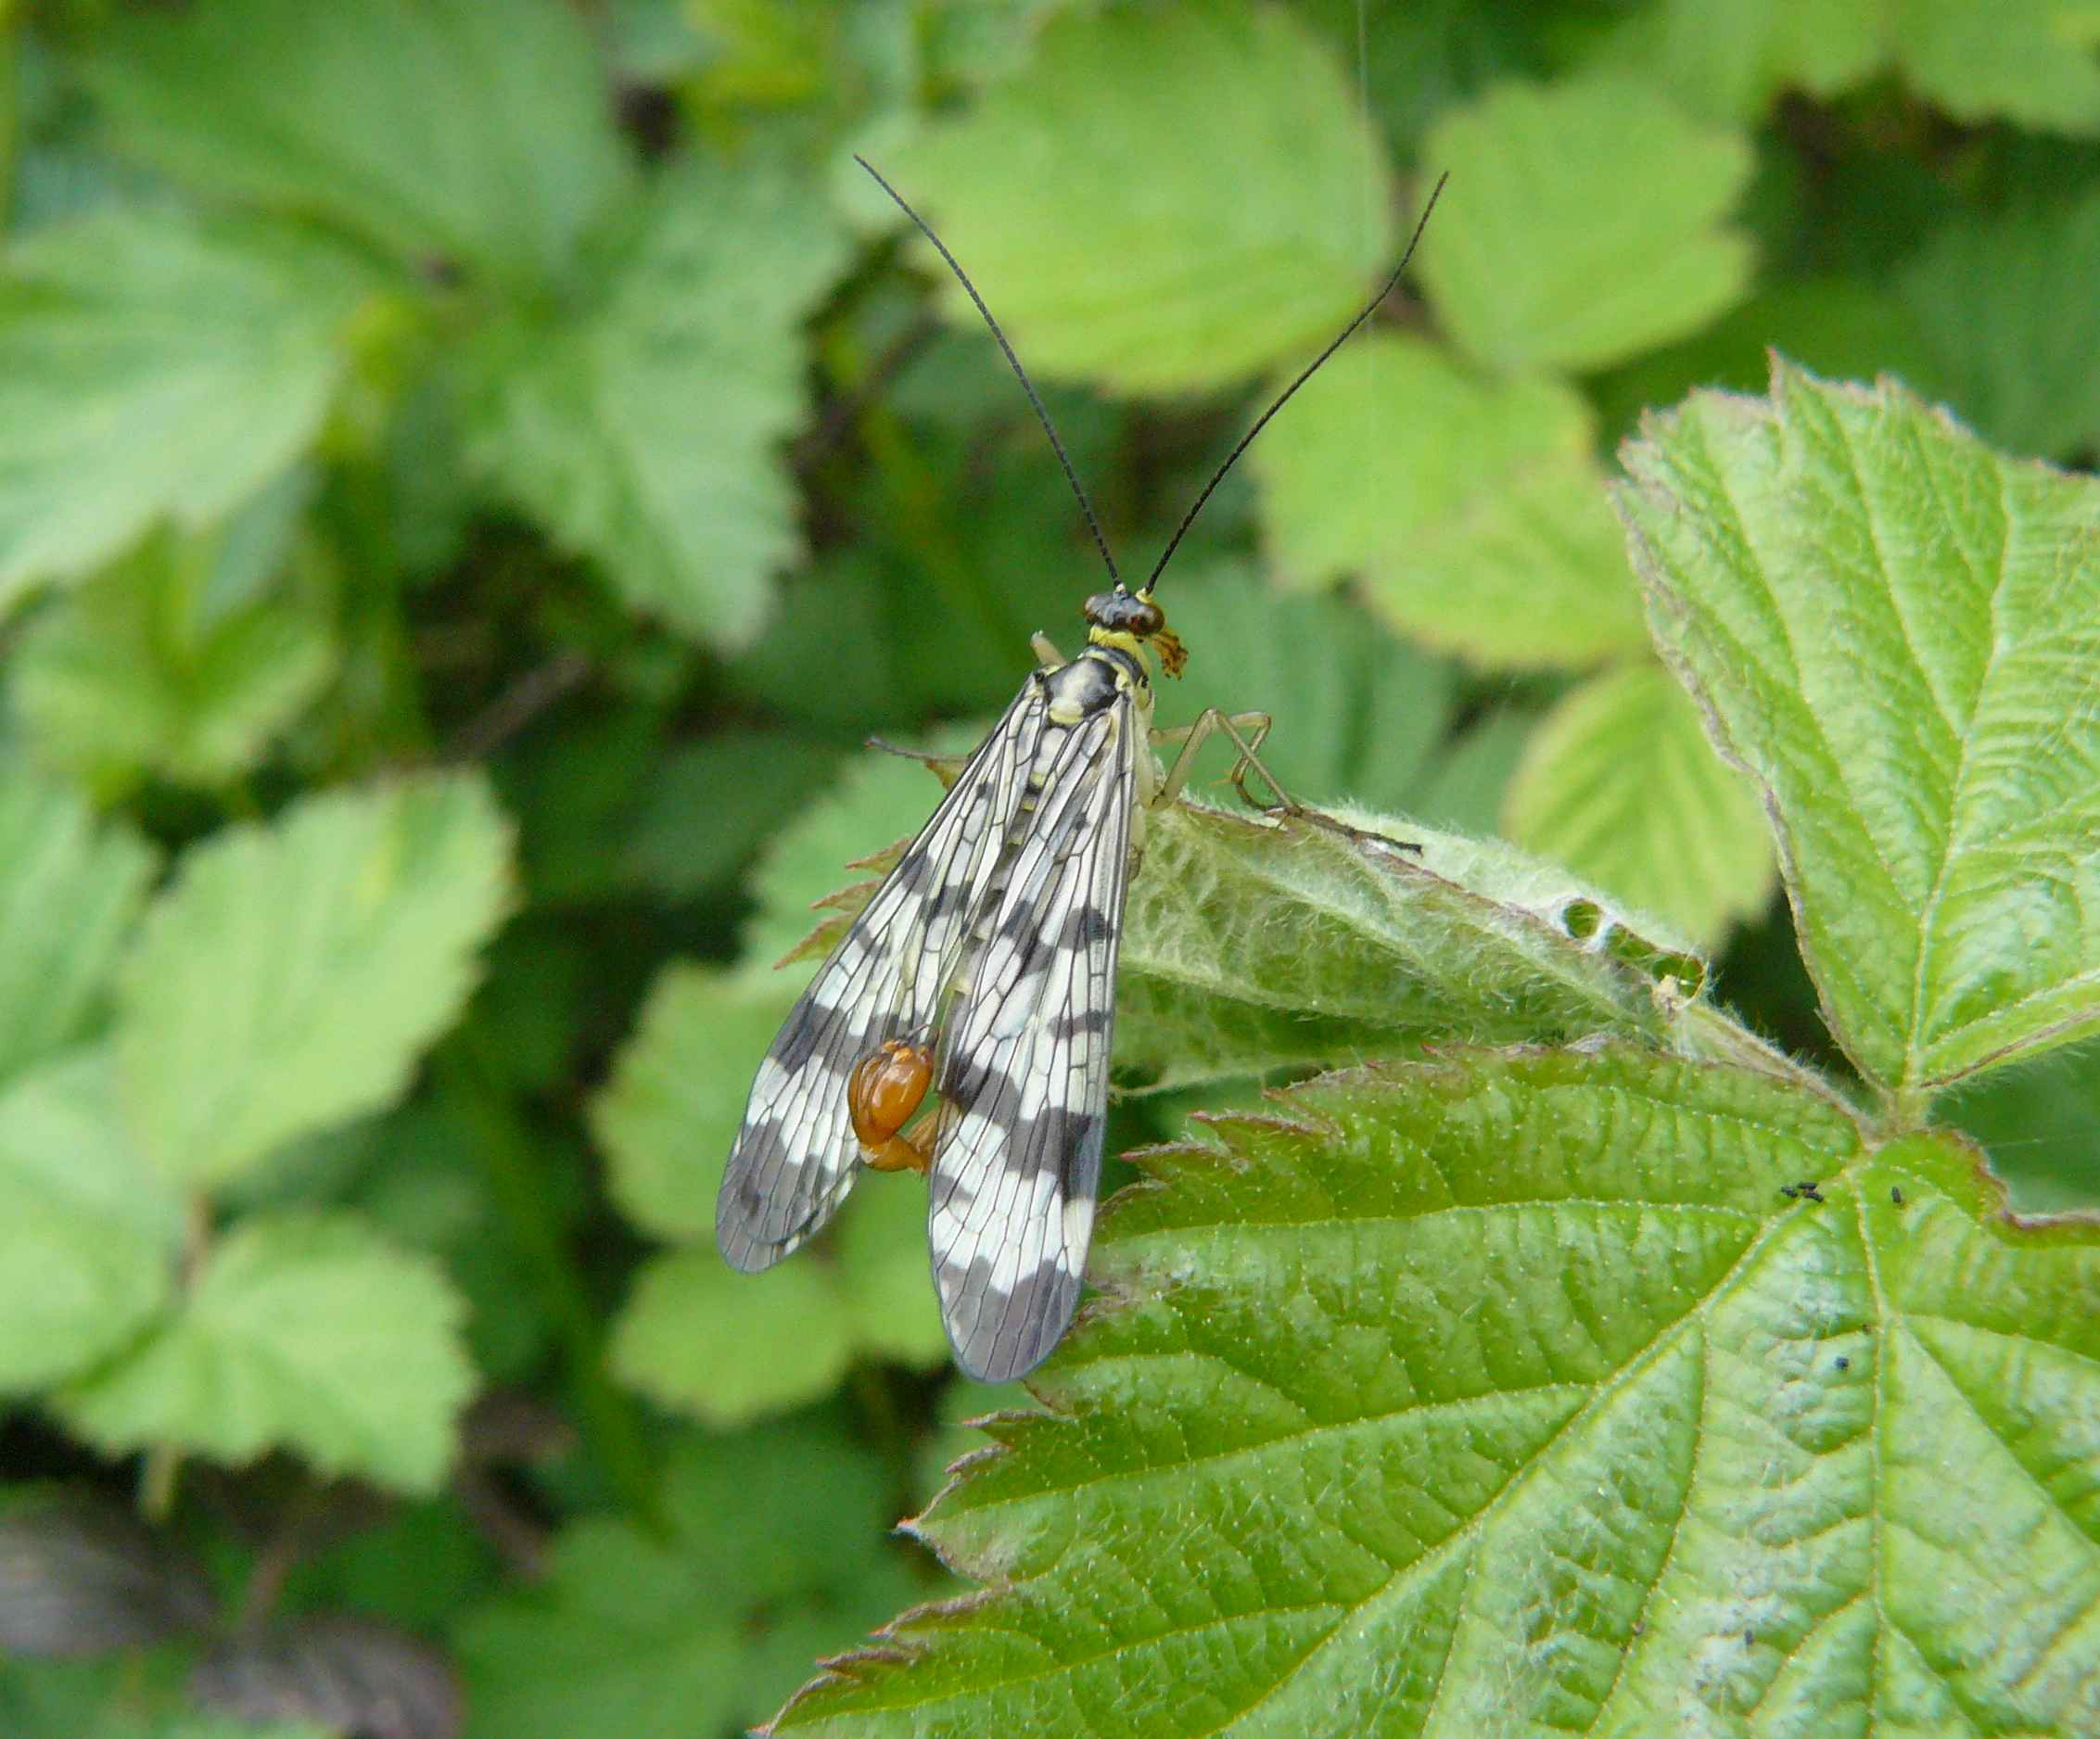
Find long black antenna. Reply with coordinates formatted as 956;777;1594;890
1144;171;1449;592
855;155;1121;585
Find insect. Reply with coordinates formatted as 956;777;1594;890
717;158;1446;1380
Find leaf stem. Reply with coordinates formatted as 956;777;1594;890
138;1193;216;1522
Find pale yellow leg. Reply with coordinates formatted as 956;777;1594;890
1152;709;1293;813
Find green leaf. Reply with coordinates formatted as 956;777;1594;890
884;2;1395;393
468;154;848;649
1897;188;2100;461
771;1047;2100;1736
0;758;157;1084
1504;663;1775;947
456;1415;923;1739
0;209;371;609
116;773;515;1189
1160;565;1456;811
89;0;631;287
1588;0;1883;120
1256;334;1647;667
528;236;841;640
57;1212;474;1494
14;527;335;793
0;1049;181;1392
1113;796;1694;1089
612;1247;856;1427
1417;74;1755;372
1895;0;2100;135
1620;362;2100;1099
592;963;947;1426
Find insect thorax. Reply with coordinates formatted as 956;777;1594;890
1041;644;1145;728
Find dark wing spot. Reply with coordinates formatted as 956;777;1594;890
892;849;935;894
772;1000;826;1073
1049;1006;1111;1042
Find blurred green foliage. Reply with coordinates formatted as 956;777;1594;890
0;1;2094;1734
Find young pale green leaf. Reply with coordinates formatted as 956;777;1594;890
772;1047;2100;1737
1586;0;1882;119
0;209;371;609
1897;188;2100;461
14;527;335;793
456;1417;923;1739
1620;362;2100;1099
592;963;948;1425
0;1049;181;1392
612;1248;857;1428
467;155;849;649
116;773;515;1189
881;2;1394;393
1254;334;1646;667
1112;796;1690;1090
1416;74;1754;373
1504;663;1775;947
89;0;630;288
1895;0;2100;134
57;1212;475;1494
0;759;157;1084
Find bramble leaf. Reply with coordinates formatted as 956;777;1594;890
0;1049;179;1392
1894;0;2100;134
0;209;371;608
90;0;631;287
1588;0;1882;120
883;1;1394;393
116;774;515;1188
14;525;335;793
772;1047;2100;1736
1416;74;1754;372
0;758;157;1085
1255;334;1646;667
57;1212;475;1494
467;155;849;649
1620;362;2100;1098
1504;662;1775;947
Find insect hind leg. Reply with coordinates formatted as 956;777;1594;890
1152;709;1294;814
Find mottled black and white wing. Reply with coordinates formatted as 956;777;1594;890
716;677;1051;1272
927;693;1136;1380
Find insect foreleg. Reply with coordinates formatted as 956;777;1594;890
1030;633;1065;669
1152;708;1292;814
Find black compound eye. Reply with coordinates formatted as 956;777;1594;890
1127;598;1164;636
